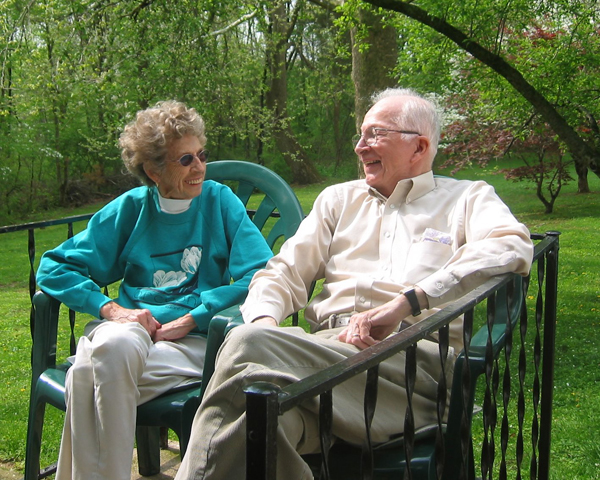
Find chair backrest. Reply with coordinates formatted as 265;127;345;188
206;160;305;249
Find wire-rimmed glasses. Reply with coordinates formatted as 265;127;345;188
352;128;421;148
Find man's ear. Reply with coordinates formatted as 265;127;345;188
415;136;430;154
411;136;430;163
143;163;161;186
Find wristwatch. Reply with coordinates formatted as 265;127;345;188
403;288;421;317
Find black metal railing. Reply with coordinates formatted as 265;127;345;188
1;214;95;356
244;232;559;480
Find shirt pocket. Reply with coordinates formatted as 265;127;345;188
403;241;453;283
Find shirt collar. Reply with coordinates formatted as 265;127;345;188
155;188;193;214
368;170;435;205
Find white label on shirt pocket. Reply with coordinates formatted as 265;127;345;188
421;228;452;245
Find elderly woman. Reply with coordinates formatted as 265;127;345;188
36;100;273;480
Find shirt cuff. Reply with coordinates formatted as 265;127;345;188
240;302;284;324
89;292;113;318
416;270;460;309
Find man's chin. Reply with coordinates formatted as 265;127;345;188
364;172;381;189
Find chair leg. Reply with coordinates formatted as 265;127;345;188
160;426;169;449
24;393;47;480
135;426;161;476
467;439;477;480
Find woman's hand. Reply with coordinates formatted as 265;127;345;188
154;314;197;342
100;301;162;339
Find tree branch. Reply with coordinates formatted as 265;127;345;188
363;0;598;165
210;10;259;37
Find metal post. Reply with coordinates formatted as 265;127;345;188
538;232;560;480
28;228;36;342
245;382;281;480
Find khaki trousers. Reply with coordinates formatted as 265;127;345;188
176;324;454;480
55;321;207;480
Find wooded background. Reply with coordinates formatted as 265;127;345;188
1;0;599;223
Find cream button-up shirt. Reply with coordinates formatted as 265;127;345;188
241;171;533;351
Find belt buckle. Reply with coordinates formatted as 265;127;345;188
329;313;353;329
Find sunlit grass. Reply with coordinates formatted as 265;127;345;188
0;163;598;478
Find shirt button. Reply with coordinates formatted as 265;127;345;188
435;282;444;290
389;204;397;210
385;232;391;238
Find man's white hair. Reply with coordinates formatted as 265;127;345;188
371;88;442;157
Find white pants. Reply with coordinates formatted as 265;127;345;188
55;320;207;480
176;324;454;480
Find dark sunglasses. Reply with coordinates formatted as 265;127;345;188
176;150;209;167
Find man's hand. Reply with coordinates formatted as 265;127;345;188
338;287;428;350
100;301;162;339
154;314;196;342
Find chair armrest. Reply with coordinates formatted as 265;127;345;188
468;274;524;358
31;291;63;385
200;305;245;394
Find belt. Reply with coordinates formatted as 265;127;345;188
316;312;356;331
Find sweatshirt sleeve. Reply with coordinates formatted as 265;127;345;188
36;194;139;317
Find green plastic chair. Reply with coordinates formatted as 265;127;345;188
300;274;526;479
24;160;305;479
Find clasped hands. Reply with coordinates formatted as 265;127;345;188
99;301;195;342
339;287;427;348
337;295;409;349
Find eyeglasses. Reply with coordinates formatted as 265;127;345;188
175;150;209;167
352;128;421;148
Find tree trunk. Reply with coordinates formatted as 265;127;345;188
574;158;590;194
45;26;68;205
364;0;600;193
332;30;352;171
264;0;321;184
351;8;399;131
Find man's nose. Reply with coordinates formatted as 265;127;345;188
354;139;371;153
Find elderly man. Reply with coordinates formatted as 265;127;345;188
176;88;533;480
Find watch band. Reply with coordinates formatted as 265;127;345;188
403;288;421;317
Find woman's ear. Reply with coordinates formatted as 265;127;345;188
143;163;161;186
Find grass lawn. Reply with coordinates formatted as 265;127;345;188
438;162;600;479
0;162;598;478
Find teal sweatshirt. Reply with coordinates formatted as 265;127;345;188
36;181;273;335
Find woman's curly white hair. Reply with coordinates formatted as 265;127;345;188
119;101;206;186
